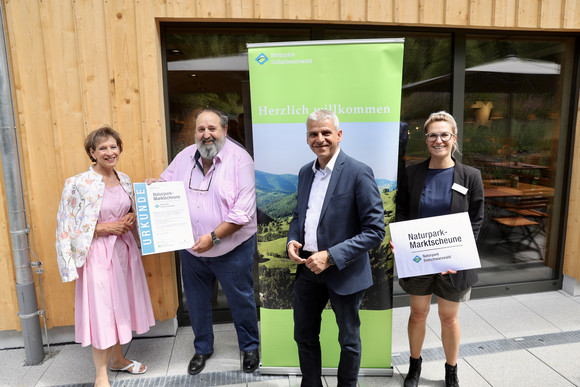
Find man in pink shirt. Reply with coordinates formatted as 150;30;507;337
153;107;259;375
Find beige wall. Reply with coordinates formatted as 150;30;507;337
564;112;580;281
0;0;579;331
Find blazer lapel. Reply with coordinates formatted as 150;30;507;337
450;161;465;213
319;151;346;222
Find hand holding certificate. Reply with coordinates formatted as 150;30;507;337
134;181;195;255
389;212;481;278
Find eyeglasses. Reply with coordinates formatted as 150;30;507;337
425;132;455;142
188;164;213;191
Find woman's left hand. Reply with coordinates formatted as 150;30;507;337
121;213;137;230
441;269;458;275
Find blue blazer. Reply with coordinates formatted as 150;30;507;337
288;151;386;295
396;158;485;290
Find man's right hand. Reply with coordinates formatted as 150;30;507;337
192;233;214;254
287;241;306;264
144;178;159;185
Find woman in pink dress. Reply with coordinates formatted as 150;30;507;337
56;126;155;387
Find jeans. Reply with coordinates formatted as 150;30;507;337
180;234;259;355
293;265;365;387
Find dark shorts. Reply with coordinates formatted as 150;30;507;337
399;274;471;302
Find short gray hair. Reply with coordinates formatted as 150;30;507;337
306;109;339;131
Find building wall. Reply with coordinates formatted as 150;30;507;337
0;0;579;331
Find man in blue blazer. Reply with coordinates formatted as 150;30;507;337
287;109;386;387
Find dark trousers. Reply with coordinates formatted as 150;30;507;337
180;234;259;355
293;264;365;387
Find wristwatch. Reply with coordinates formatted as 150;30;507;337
327;250;336;266
211;231;222;245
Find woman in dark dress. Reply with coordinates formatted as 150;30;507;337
394;111;484;387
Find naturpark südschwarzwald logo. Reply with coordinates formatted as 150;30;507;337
255;53;269;65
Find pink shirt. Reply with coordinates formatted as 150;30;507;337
160;139;257;257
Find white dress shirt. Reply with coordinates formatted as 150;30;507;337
303;149;341;252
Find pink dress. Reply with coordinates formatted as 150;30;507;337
75;184;155;349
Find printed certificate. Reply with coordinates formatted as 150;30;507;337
133;182;194;255
389;212;481;278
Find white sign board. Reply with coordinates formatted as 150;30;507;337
389;212;481;278
133;182;194;255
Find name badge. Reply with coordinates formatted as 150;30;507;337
452;183;468;195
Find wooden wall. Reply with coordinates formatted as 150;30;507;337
0;0;579;331
564;112;580;281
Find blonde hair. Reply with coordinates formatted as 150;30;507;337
423;111;460;156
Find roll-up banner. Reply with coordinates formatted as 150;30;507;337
248;39;404;375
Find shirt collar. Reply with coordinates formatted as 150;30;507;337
312;147;341;174
193;150;203;170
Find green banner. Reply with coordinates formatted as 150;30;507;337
250;40;403;124
248;39;404;374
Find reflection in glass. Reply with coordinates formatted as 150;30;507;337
462;38;564;286
165;27;310;157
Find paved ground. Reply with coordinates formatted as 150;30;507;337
1;290;580;386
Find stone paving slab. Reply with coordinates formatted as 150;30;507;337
2;291;580;386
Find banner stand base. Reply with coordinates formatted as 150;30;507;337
259;366;394;377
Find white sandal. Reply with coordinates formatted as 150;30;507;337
110;360;147;374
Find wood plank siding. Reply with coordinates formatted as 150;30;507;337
0;0;579;331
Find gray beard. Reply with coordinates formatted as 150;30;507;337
197;136;226;159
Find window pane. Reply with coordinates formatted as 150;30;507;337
463;37;565;286
165;26;310;157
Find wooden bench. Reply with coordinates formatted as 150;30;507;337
507;208;548;218
492;216;542;252
493;216;539;228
